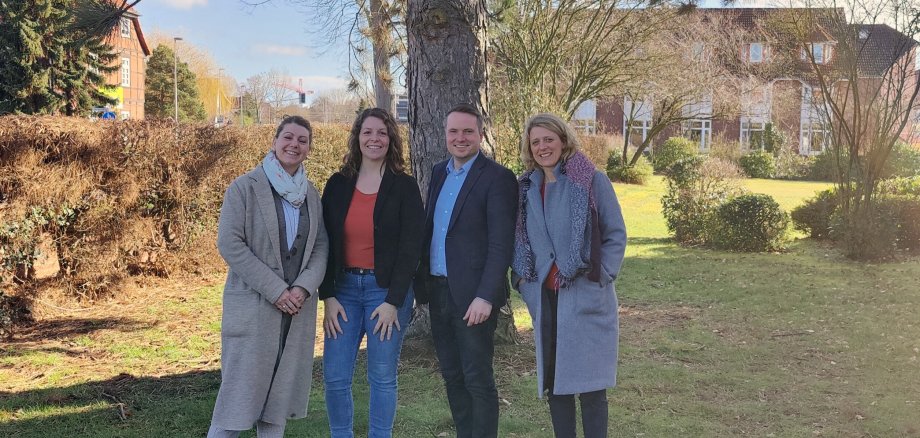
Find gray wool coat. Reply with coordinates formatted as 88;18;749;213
211;166;328;429
514;167;626;397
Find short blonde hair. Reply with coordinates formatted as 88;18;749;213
520;113;580;171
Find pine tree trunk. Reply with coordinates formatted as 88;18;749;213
406;0;517;344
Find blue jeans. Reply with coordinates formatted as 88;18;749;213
428;275;499;438
323;272;414;438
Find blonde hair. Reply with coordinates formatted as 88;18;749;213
520;113;580;171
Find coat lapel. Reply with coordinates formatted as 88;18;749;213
426;162;448;227
300;184;320;271
447;155;486;231
526;170;554;253
374;169;395;223
251;168;283;268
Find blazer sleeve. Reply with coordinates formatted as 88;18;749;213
474;165;519;303
384;176;425;306
293;187;330;295
216;179;289;304
413;164;441;304
593;171;627;282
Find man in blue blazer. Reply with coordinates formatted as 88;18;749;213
415;104;518;438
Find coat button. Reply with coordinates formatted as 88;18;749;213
291;247;298;255
550;253;555;259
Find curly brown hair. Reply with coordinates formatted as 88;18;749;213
341;108;405;176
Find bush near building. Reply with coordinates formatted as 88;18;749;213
652;137;697;173
606;151;653;185
739;150;776;178
710;194;789;252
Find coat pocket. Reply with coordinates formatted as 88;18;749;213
574;279;614;316
221;289;260;338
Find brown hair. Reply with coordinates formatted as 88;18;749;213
520;113;580;171
445;103;484;132
274;115;313;144
342;108;405;176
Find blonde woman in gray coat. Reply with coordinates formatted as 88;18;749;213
207;115;328;438
512;113;626;438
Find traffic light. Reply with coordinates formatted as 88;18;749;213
299;92;306;104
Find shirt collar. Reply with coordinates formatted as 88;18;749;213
446;152;480;175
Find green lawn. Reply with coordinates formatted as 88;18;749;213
3;177;919;437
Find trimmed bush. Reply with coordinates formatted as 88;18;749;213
739;150;776;178
775;146;814;180
606;152;653;185
661;156;745;244
652;137;697;173
791;189;838;239
807;151;840;182
710;194;789;252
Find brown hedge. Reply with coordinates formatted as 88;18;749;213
0;116;350;298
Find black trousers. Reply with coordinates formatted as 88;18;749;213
429;276;499;438
541;286;608;438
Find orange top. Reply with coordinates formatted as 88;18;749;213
343;189;377;269
541;183;560;291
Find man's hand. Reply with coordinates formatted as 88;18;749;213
463;297;492;327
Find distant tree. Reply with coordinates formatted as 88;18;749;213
0;0;118;115
144;44;206;121
244;74;272;124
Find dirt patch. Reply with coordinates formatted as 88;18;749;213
619;303;700;332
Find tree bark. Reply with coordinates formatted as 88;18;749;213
406;0;515;344
370;0;394;113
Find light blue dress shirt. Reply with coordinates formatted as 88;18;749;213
429;153;479;276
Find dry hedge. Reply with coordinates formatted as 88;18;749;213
0;116;350;299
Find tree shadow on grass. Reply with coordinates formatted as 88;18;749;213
8;317;152;343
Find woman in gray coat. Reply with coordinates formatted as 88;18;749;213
207;116;328;438
512;113;626;438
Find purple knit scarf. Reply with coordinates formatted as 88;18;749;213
513;151;597;289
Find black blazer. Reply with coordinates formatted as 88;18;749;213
320;168;424;306
414;154;518;310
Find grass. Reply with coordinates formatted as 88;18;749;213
3;176;920;437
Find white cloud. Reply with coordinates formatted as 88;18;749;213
253;44;309;57
297;76;348;93
159;0;208;9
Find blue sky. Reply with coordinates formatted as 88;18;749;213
138;0;351;93
137;0;767;94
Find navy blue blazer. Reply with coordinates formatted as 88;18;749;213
415;154;518;310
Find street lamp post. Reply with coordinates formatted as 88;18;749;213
173;37;183;123
217;68;224;125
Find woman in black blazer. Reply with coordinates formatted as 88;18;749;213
320;108;424;438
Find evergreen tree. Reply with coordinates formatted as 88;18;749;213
0;0;118;115
144;44;207;121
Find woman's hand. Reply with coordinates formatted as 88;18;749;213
274;288;304;315
323;297;348;339
371;302;400;341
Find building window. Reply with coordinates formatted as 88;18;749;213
749;42;764;63
801;121;830;155
740;118;767;150
121;58;130;86
623;96;652;146
802;43;833;64
572;100;597;135
120;18;131;38
685;119;712;152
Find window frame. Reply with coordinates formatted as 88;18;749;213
120;18;131;38
749;42;764;63
684;119;712;152
121;57;130;87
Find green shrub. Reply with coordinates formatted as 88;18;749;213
807;151;840;181
606;152;653;185
830;204;900;260
775;147;814;180
761;123;786;154
708;138;743;164
791;189;838;239
710;194;789;252
652;137;697;173
883;142;920;178
887;196;920;252
739;150;776;178
877;176;920;198
661;156;745;244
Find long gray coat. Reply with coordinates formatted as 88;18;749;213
211;166;328;429
515;167;626;397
